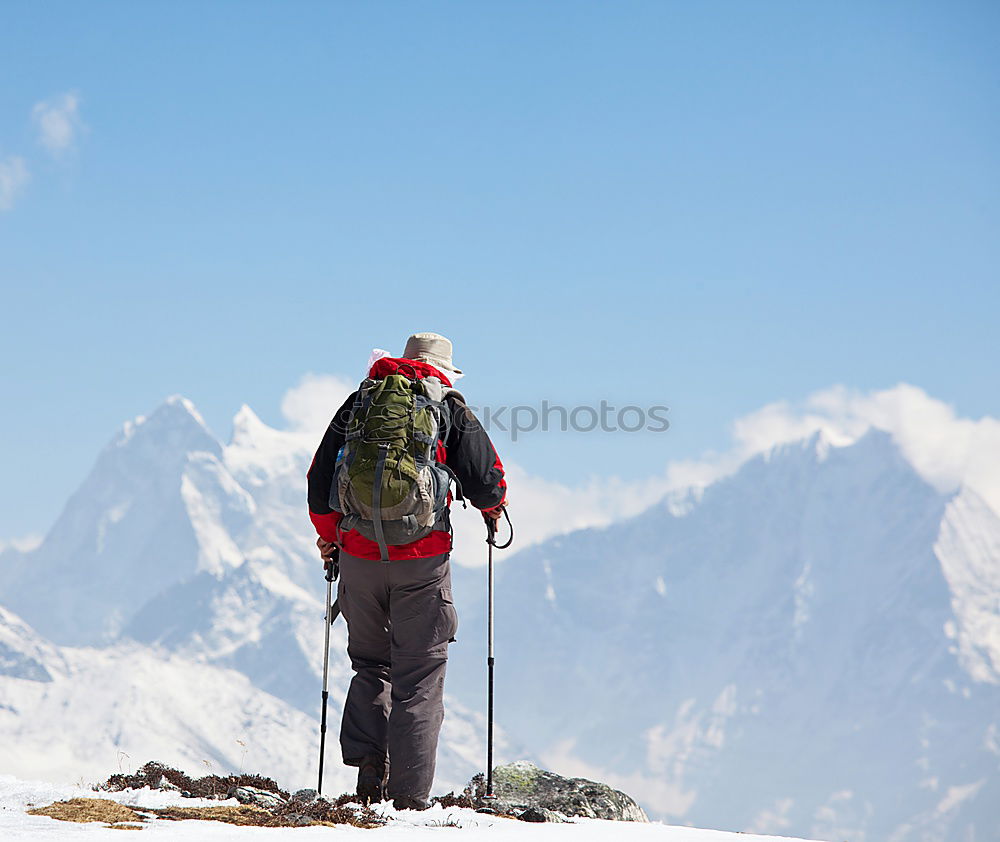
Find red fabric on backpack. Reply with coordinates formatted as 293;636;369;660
368;357;453;387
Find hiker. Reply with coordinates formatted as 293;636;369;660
307;332;507;810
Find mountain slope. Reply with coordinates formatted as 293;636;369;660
0;605;350;792
0;397;252;644
0;398;515;795
448;430;1000;841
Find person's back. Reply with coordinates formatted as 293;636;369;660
307;332;506;809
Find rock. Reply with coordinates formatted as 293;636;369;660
150;775;181;792
481;761;648;822
518;806;567;823
285;813;313;826
292;788;319;803
228;785;287;811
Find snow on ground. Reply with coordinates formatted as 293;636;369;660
0;775;820;841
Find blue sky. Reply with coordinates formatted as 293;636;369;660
1;1;998;539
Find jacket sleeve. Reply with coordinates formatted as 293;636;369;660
307;391;357;542
444;395;507;511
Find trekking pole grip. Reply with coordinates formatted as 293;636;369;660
485;506;513;550
324;547;340;582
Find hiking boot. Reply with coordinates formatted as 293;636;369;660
392;795;430;811
356;756;388;805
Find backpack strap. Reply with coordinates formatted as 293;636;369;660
421;377;464;443
438;388;463;440
438;461;467;507
371;443;391;563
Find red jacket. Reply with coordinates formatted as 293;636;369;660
307;358;507;560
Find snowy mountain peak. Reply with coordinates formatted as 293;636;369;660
699;426;922;525
230;404;270;444
758;430;829;466
162;394;208;424
764;426;896;468
224;405;312;490
0;396;249;645
112;395;219;460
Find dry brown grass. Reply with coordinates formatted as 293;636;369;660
27;798;141;824
149;803;385;829
26;760;396;830
27;791;387;830
151;805;276;826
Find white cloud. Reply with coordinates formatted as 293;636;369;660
276;372;675;563
0;533;43;554
279;375;1000;563
32;92;83;156
723;384;1000;516
280;373;355;440
635;383;1000;521
453;383;1000;561
448;463;674;566
0;92;84;210
0;155;29;211
749;797;795;834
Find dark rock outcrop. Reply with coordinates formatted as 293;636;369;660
517;805;567;823
470;761;648;822
228;785;287;811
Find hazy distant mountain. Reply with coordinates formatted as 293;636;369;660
448;430;1000;841
1;395;997;841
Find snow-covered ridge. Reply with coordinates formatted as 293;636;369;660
935;486;1000;684
717;383;1000;518
0;605;335;793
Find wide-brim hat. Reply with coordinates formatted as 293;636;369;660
402;332;462;375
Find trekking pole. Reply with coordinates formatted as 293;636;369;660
484;507;513;799
317;548;341;794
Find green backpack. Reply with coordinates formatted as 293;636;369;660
330;372;461;560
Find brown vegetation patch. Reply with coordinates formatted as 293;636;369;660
28;797;142;824
147;802;385;829
276;797;386;829
95;760;387;828
150;805;277;826
102;760;287;800
432;791;476;809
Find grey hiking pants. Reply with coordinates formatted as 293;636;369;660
337;550;457;803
